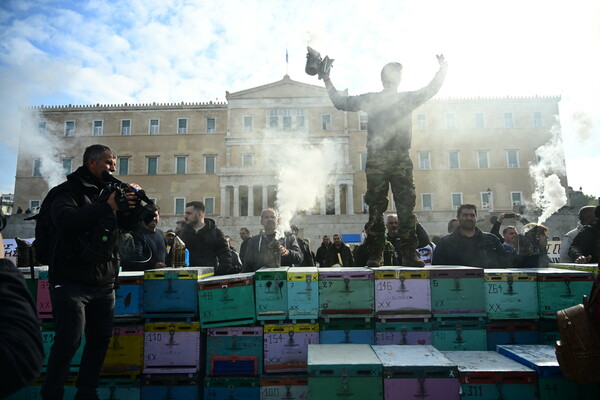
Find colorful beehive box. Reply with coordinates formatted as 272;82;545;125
442;351;537;400
141;373;199;399
536;268;594;319
486;320;540;350
18;265;47;303
143;267;213;318
497;345;596;400
374;267;431;320
261;376;308;400
263;323;319;374
484;268;539;319
432;318;487;351
287;267;319;321
5;376;77;400
429;266;485;318
255;267;289;321
97;377;140;400
550;262;598;278
204;377;260;400
319;267;374;319
319;319;374;345
101;325;144;375
372;345;460;400
205;326;263;376
37;269;52;320
115;271;144;321
198;272;256;328
41;322;85;372
375;320;432;345
143;321;201;374
539;319;559;345
307;344;382;400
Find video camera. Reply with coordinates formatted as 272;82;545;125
100;171;157;225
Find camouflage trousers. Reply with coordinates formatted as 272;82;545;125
364;151;417;263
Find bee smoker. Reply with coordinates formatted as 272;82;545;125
265;239;282;268
305;46;334;79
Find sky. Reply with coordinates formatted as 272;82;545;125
1;0;599;201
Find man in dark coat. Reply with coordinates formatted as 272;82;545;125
314;235;331;266
569;205;600;264
323;233;355;267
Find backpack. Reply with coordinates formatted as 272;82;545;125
555;276;600;384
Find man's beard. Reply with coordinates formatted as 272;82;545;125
460;220;475;230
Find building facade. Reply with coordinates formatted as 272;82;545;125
13;75;566;244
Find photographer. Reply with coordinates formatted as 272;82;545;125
42;145;141;400
490;212;529;243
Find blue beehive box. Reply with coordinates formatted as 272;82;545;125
484;269;539;319
115;271;144;321
319;267;374;319
375;320;432;345
443;351;537;400
198;272;256;328
497;345;596;400
307;344;382;400
287;267;319;321
204;377;260;400
373;345;460;400
97;377;140;400
143;267;213;318
432;318;487;351
255;267;289;321
319;319;374;345
539;319;559;345
429;266;485;318
205;326;263;376
535;268;594;319
486;320;540;350
141;373;199;399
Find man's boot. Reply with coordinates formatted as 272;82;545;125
366;245;384;267
401;250;425;267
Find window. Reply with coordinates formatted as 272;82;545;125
504;112;514;128
480;191;493;210
30;200;41;213
62;158;72;175
321;115;332;130
283;110;292;130
206;117;216;133
121;119;131;135
242;154;254;167
533;112;542;128
149;119;159;135
118;157;130;175
422;193;432;211
204;155;216;174
506;150;519;168
510;191;523;206
359;114;368;130
93;120;103;136
38;121;47;135
33;159;42;177
65;121;75;137
451;193;463;210
204;197;215;214
176;156;187;174
359;153;367;171
418;152;431;170
475;113;484;128
243;116;253;132
448;151;460;169
175;198;185;215
477;151;489;168
177;118;187;134
297;109;305;129
446;113;456;129
147;156;158;175
268;109;278;129
417;114;427;129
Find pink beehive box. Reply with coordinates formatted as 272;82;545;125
374;267;431;320
143;321;201;374
263;323;319;373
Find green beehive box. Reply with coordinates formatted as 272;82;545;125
432;319;487;351
307;344;382;400
429;266;486;318
287;267;319;321
550;262;598;278
255;267;289;321
535;268;594;319
198;272;256;328
484;269;539;319
319;267;374;319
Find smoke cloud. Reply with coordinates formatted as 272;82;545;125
529;120;568;225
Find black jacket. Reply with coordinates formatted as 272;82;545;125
315;243;330;266
243;232;303;272
568;222;600;263
178;218;235;275
323;242;355;267
432;227;507;268
49;166;138;286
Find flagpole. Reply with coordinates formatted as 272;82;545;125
286;46;289;76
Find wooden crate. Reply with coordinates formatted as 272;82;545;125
255;267;289;321
143;321;201;374
287;267;319;321
432;318;487;351
486;320;540;350
319;319;374;345
101;325;144;375
115;271;144;321
204;377;260;400
429;266;485;318
484;269;539;319
319;267;374;319
536;268;594;319
264;323;319;374
374;267;431;320
375;320;432;346
198;272;256;328
260;376;308;400
205;326;263;376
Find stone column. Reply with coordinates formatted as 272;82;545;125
334;185;341;215
220;186;227;216
346;183;354;214
233;185;240;217
320;190;327;215
247;185;254;217
262;186;268;210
